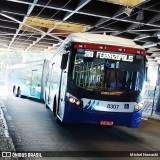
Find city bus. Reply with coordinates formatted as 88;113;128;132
43;33;146;128
8;60;46;99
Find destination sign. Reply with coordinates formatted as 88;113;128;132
84;50;134;62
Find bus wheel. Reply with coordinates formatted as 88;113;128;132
13;86;16;95
53;97;57;116
55;105;63;125
16;87;21;97
45;103;49;109
55;109;62;124
44;94;49;109
56;116;62;124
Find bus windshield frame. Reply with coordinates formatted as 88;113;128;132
69;43;146;95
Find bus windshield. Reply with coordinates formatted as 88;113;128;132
71;48;145;93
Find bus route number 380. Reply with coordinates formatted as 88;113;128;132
107;104;119;109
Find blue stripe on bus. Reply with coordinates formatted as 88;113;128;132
22;86;41;99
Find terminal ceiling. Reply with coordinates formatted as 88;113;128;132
0;0;160;63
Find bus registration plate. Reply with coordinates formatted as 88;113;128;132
100;120;113;126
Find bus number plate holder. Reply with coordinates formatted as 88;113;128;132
100;120;113;126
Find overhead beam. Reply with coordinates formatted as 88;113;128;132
101;0;148;7
109;14;160;36
147;13;160;24
77;10;160;29
0;13;63;41
24;17;87;32
135;37;159;43
0;27;16;34
25;0;92;51
144;43;160;48
5;0;160;53
134;34;151;40
6;0;34;4
63;0;91;21
8;0;38;50
110;23;142;36
0;21;19;29
134;0;152;7
6;0;160;29
1;0;29;16
127;23;142;31
86;6;125;32
42;43;60;54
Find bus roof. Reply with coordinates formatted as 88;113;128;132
7;60;45;69
64;33;144;50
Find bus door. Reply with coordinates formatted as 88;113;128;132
58;54;69;118
30;69;38;96
48;63;55;105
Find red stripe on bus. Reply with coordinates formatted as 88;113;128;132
74;44;146;56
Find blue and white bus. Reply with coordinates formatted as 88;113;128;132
43;33;146;128
8;60;46;99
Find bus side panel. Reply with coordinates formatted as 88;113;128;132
8;68;31;97
30;62;44;99
7;69;18;94
41;60;49;100
45;54;62;111
7;60;44;99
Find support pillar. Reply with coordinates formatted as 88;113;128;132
156;64;160;112
22;51;26;63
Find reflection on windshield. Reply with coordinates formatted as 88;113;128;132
72;49;145;93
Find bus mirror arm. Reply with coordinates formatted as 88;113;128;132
145;67;148;81
61;53;69;69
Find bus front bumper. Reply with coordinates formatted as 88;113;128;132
62;101;142;128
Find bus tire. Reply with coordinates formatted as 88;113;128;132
16;87;21;97
45;103;49;109
13;86;16;95
55;110;63;125
55;116;62;124
44;94;49;109
53;97;57;116
54;98;62;125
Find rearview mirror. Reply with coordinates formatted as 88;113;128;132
61;53;68;69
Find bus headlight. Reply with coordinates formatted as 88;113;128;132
135;101;144;111
68;97;75;103
75;100;81;106
67;94;82;106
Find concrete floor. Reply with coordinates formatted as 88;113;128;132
0;89;160;160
